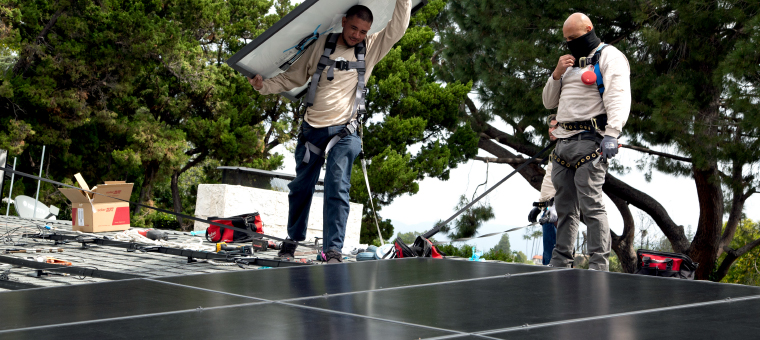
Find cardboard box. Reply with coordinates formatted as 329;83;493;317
58;174;134;233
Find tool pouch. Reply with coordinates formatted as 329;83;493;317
634;249;698;280
206;213;263;243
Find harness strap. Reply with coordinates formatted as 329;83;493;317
551;149;601;170
306;34;340;107
302;141;325;164
301;33;367;164
579;44;609;97
300;120;359;164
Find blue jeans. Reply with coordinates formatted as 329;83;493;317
541;211;557;265
287;122;361;253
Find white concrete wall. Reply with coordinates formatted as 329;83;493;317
193;184;364;248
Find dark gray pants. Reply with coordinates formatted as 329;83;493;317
549;138;610;271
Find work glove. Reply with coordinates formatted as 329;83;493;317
540;205;558;224
528;207;541;223
529;201;548;223
600;135;618;161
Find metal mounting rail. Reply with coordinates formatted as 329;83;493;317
0;255;143;280
24;233;311;268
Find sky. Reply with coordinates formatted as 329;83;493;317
272;120;760;259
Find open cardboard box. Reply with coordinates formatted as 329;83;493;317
58;173;133;232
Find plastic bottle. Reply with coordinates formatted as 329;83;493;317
469;247;484;262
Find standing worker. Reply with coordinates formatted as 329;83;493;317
528;114;559;265
248;0;412;263
542;13;630;271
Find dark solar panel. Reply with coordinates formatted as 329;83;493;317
157;257;552;300
1;258;759;339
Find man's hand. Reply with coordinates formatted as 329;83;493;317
552;55;575;80
600;136;618;161
247;74;263;91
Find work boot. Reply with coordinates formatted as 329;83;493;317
320;249;343;264
278;239;297;259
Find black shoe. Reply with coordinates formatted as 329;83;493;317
320;249;343;264
278;239;297;259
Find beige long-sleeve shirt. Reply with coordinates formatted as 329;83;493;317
542;44;631;138
259;0;412;128
537;161;556;202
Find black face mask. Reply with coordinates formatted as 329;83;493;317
566;28;601;67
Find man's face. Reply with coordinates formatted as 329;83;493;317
341;15;371;47
562;23;591;42
549;120;558;141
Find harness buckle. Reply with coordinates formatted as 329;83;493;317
335;60;350;71
579;57;588;68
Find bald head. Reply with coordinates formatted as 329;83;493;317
563;13;593;41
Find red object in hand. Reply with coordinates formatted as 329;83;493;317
581;70;597;85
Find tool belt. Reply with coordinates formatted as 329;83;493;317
557;114;607;132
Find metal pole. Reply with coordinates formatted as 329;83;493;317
33;145;45;219
5;157;16;216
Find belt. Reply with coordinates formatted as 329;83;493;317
557;114;607;132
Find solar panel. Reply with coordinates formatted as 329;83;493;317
0;258;759;339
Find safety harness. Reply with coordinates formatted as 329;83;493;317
579;43;609;97
553;44;610;170
301;33;367;164
298;33;386;245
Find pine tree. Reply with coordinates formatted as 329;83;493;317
434;0;760;280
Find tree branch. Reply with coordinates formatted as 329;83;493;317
713;237;760;282
607;192;637;273
474;156;546;165
477;137;546;191
603;173;690;253
621;144;691;162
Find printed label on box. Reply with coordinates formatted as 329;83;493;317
77;208;84;226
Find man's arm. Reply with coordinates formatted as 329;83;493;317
256;38;322;95
599;50;631;138
538;161;555;202
542;76;561;110
365;0;412;64
543;55;573;109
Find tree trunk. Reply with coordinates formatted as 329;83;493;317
607;193;637;273
171;171;183;227
134;161;160;215
690;164;724;280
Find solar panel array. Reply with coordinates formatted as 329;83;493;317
1;258;759;339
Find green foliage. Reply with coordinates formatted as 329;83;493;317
353;1;476;243
436;243;474;258
0;0;476;247
512;251;528;264
0;0;293;222
436;241;523;263
493;234;511;254
720;219;760;286
396;231;437;245
439;195;495;240
609;252;623;273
